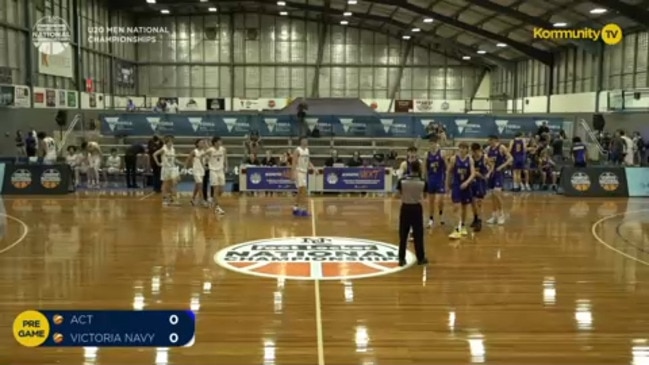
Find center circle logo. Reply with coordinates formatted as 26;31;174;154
41;169;62;189
32;16;72;55
598;171;619;191
214;237;416;280
11;169;32;189
570;172;591;192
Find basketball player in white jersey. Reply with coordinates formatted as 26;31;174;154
206;136;227;214
292;137;315;217
83;140;102;188
153;135;180;205
185;139;207;206
37;132;58;165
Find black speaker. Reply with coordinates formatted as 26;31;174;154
592;113;605;131
55;110;67;127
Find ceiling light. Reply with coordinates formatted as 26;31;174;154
279;11;288;15
200;0;208;2
496;43;507;47
423;18;433;23
553;22;567;27
208;7;217;12
412;28;420;32
477;50;486;54
590;8;607;14
160;9;170;14
348;0;357;4
462;56;471;60
340;20;349;25
277;1;286;5
146;0;155;3
402;35;411;40
343;11;352;16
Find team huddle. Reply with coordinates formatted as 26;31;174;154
399;133;559;239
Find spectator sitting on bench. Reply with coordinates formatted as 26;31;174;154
105;148;123;183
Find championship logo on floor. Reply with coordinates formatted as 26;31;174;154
214;237;416;280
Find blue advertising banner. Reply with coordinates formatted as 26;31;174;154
245;167;297;191
99;113;565;139
625;167;649;197
323;167;385;191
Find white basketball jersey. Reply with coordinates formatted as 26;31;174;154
161;145;176;168
106;156;120;168
192;149;205;171
43;137;57;159
208;146;225;171
295;147;310;172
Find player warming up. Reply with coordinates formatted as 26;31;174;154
292;137;316;217
83;141;102;188
510;132;530;191
423;137;446;228
38;132;58;165
153;135;180;206
470;143;489;232
485;135;513;225
206;137;227;214
185;139;207;207
447;142;475;239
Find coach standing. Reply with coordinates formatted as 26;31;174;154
395;160;428;267
147;135;163;192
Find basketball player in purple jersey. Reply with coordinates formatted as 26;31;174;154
509;132;529;191
423;137;446;228
486;135;513;225
470;143;489;232
446;142;475;239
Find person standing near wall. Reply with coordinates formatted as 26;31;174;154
124;143;146;188
395;160;428;267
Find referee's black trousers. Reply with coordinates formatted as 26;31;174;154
398;203;425;262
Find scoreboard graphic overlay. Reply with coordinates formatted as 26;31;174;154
13;310;195;347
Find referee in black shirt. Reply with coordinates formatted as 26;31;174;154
395;160;428;267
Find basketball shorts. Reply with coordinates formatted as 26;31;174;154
471;180;486;199
295;171;308;188
427;179;446;194
451;185;473;205
210;170;226;186
193;169;205;184
43;156;57;165
512;159;526;170
624;153;634;166
488;172;504;190
89;155;101;169
161;166;180;181
107;167;120;174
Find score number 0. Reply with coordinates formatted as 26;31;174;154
169;315;179;344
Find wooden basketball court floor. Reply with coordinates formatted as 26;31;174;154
1;192;649;364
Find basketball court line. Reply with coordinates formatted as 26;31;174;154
138;191;156;200
310;198;325;365
0;213;29;255
591;209;649;266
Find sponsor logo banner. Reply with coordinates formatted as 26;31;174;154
560;167;628;197
2;164;71;195
323;167;385;191
245;167;298;191
98;113;565;139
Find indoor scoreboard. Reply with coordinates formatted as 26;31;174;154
13;310;195;347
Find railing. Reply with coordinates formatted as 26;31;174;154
58;113;83;154
576;118;608;162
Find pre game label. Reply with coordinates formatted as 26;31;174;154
13;310;195;347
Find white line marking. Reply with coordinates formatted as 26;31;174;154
0;213;30;255
139;191;156;201
310;198;325;365
591;209;649;266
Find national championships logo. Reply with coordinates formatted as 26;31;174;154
32;16;71;55
214;237;416;280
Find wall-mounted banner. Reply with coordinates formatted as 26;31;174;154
322;167;385;191
38;47;74;78
0;86;14;107
2;164;71;195
206;98;225;111
560;167;628;197
115;61;136;88
244;167;297;191
394;100;413;112
14;86;30;108
238;98;259;111
99;113;565;139
0;67;12;84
